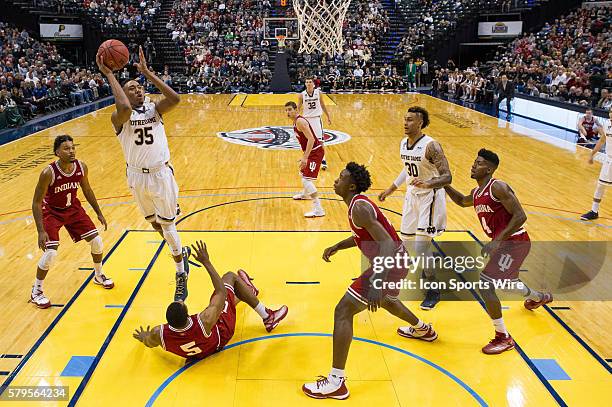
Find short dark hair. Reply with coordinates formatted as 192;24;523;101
121;77;138;88
478;148;499;167
305;76;315;81
346;162;372;193
53;134;73;154
285;101;297;109
166;301;189;329
407;106;430;129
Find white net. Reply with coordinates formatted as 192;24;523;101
293;0;351;56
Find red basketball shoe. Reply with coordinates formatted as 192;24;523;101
482;332;515;355
524;292;553;310
397;323;438;342
263;305;288;332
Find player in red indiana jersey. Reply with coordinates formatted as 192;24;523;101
444;149;552;354
285;101;325;218
132;240;288;361
577;108;603;147
30;135;112;309
302;163;437;400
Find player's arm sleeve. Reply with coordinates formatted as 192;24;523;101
393;167;407;188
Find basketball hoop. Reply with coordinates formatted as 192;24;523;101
293;0;351;56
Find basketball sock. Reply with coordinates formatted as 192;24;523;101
93;262;102;277
492;317;508;336
592;201;600;213
254;302;269;319
175;260;185;275
413;320;428;330
313;197;322;210
521;285;542;301
34;278;44;292
329;368;345;385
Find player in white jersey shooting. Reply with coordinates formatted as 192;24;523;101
298;76;332;170
97;46;190;302
379;106;452;310
581;108;611;221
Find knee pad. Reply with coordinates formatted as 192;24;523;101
89;235;103;255
161;223;182;256
37;249;58;271
301;178;317;196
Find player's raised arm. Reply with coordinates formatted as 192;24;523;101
97;54;131;132
490;181;527;241
296;117;315;169
416;140;452;188
32;168;52;250
133;325;162;348
79;161;107;231
134;46;180;115
444;185;474;207
191;241;227;334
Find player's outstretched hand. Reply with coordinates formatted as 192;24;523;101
133;325;152;343
37;231;49;251
191;240;211;264
481;239;500;257
322;245;338;262
98;213;108;231
96;54;113;76
133;46;150;74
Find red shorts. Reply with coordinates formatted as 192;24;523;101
300;147;324;180
347;261;409;305
481;232;531;282
213;283;237;349
42;202;97;248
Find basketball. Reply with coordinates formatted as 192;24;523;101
97;39;129;72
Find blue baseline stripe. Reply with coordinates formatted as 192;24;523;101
144;332;487;407
0;372;9;376
0;230;129;395
431;238;567;407
68;240;166;405
464;230;612;374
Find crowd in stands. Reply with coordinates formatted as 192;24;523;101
432;6;611;111
0;22;110;129
33;0;160;34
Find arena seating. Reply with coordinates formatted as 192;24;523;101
0;22;110;129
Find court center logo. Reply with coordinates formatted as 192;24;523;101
218;126;351;150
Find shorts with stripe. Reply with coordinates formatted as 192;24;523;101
127;165;180;224
400;188;447;238
210;283;237;349
42;202;97;247
348;251;409;305
598;159;612;186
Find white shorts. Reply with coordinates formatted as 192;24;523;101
127;166;179;224
304;116;324;140
401;188;447;238
598;159;612;186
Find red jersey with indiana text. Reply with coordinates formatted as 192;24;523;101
294;115;322;153
348;194;403;259
472;178;526;240
44;160;84;209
